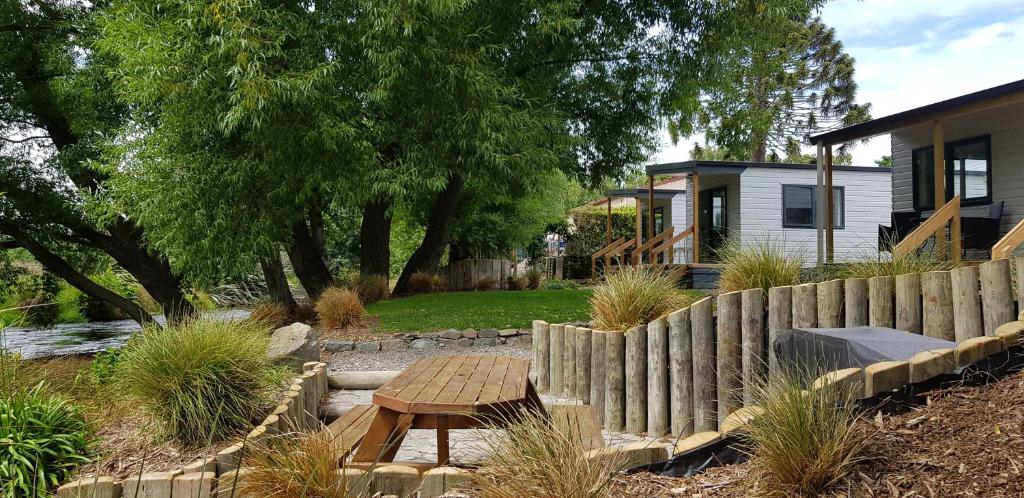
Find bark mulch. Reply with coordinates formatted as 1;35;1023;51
616;367;1024;497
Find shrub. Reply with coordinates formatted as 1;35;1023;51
564;207;636;279
408;271;440;294
233;432;367;498
526;267;542;289
744;365;870;497
115;319;281;445
246;301;290;329
315;287;366;330
354;274;390;304
474;276;498;291
506;276;530;291
540;278;580;290
717;239;804;294
0;384;91;497
590;266;691;330
467;411;625;498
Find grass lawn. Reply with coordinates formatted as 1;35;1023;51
366;289;594;332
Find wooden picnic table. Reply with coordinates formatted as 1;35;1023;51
350;355;545;466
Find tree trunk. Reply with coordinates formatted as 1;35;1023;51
287;215;334;299
750;139;767;162
261;255;297;309
393;175;465;295
359;195;393;277
12;234;158;328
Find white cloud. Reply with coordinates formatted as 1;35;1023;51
948;22;1013;52
820;0;1022;41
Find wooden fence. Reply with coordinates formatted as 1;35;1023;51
447;258;515;290
533;257;1024;437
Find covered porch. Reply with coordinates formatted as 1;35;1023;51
809;79;1024;264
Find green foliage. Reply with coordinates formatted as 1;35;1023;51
0;384;92;497
875;155;892;168
564;207;636;279
716;239;805;294
589;266;694;331
87;348;122;386
115;320;282;445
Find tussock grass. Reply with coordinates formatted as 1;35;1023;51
408;271;445;294
233;432;367;498
830;251;955;279
474;276;498;291
590;266;691;330
353;274;390;305
468;411;625;498
315;288;366;330
246;301;290;329
744;365;871;497
115;319;281;446
716;239;804;294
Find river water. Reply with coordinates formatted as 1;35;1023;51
1;310;250;360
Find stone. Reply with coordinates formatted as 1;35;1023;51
521;329;532;335
909;348;956;383
462;329;478;339
439;329;463;340
324;340;354;352
122;472;175;498
456;338;474;347
498;328;518;337
478;328;499;338
356;341;381;352
475;338;497;347
437;338;455;347
864;361;910;397
380;339;408;352
411;338;437;349
496;338;506;345
267;323;320;371
515;335;533;346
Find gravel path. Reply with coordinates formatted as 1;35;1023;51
324;342;532;371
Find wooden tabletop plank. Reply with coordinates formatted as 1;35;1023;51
393;356;452;402
374;357;435;399
375;356;451;412
409;355;467;404
475;356;512;406
430;356;481;405
499;358;530;402
452;355;498;409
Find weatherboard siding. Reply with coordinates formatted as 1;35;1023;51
738;167;891;264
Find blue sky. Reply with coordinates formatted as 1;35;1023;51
655;0;1024;166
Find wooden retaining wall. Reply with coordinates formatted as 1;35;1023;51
533;257;1024;436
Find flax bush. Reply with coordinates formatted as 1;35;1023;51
590;266;691;330
115;319;281;445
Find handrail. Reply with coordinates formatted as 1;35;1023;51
632;228;675;265
591;237;626;278
992;217;1024;260
649;225;694;264
893;196;962;263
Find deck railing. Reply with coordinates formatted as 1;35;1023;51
893;196;962;263
992;217;1024;260
650;225;693;266
631;228;675;265
590;237;636;278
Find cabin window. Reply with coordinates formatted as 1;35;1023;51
912;135;991;210
782;185;844;229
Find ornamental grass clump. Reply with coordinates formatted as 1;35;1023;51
590;266;691;330
315;287;366;330
468;411;625;498
232;431;368;498
717;238;804;294
354;274;390;304
743;365;871;497
246;300;290;329
115;319;281;446
833;251;955;279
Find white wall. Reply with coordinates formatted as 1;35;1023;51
738;167;892;264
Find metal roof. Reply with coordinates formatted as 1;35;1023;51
644;160;885;175
605;187;685;199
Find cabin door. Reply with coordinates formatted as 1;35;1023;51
699;187;728;261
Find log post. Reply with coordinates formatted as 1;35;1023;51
767;286;793;373
792;283;818;328
817;279;843;328
950;265;983;341
980;258;1015;334
590;331;607;425
550;324;565;395
691;297;716;432
604;330;626;432
668;308;693;436
625;325;648;434
716;292;742;428
1016;256;1024;312
741;289;765;406
576;328;593;403
922;271;955;340
844;278;868;327
868;276;894;328
534;320;550;392
647;318;670;436
895;273;922;333
564;326;577;398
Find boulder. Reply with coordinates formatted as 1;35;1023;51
356;341;382;352
478;329;499;339
456;338;474;347
462;329;478;339
475;338;497;347
498;329;518;337
439;329;463;340
268;323;320;371
324;340;354;352
381;339;408;352
411;338;437;349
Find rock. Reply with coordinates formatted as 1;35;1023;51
462;329;478;339
521;329;532;336
439;329;462;340
323;340;354;352
456;338;474;347
498;329;518;337
478;329;499;338
356;341;381;352
437;338;455;347
475;338;497;347
267;323;320;371
380;339;408;352
515;335;533;346
411;338;436;349
496;338;506;345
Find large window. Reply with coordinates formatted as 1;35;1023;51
912;135;991;211
782;185;844;229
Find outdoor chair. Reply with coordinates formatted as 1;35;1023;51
878;211;922;251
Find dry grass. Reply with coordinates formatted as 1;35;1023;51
830;251;955;279
315;288;366;330
246;301;290;329
474;276;498;291
408;271;445;294
468;411;625;498
353;274;390;305
527;267;542;289
590;266;691;331
716;239;804;294
506;276;530;291
233;431;368;498
743;365;872;497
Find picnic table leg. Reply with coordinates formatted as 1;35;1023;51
352;407;414;463
437;414;450;465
